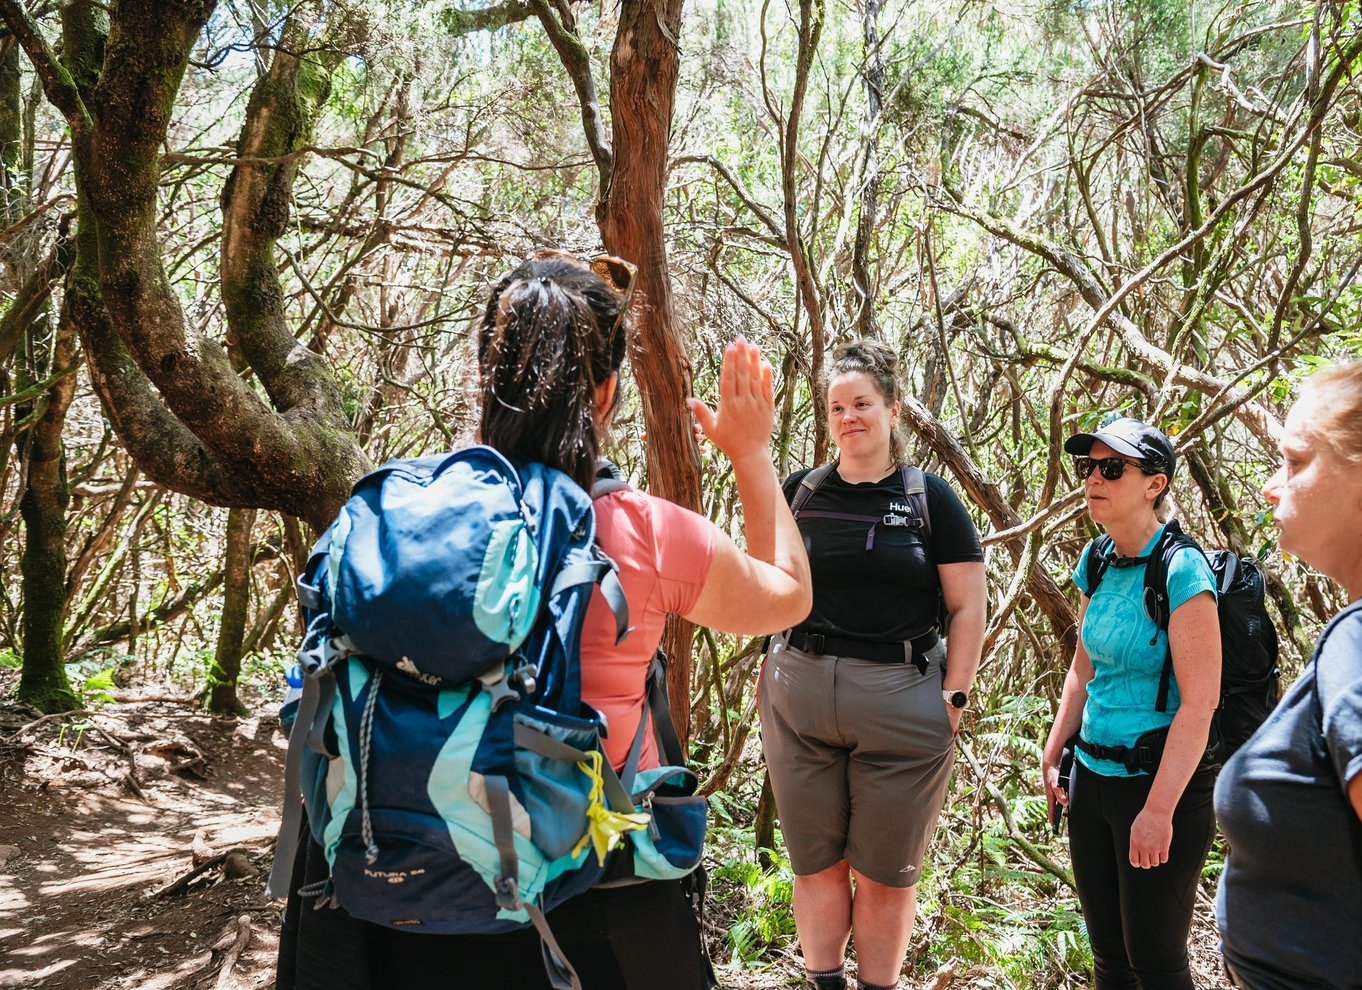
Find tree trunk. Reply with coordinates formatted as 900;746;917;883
0;26;21;221
16;309;79;713
203;507;256;716
850;0;883;340
602;0;700;747
5;23;77;713
781;0;828;462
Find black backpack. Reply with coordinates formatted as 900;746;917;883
1084;519;1281;766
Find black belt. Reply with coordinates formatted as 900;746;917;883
786;630;940;673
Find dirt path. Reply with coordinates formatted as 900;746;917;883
0;690;285;990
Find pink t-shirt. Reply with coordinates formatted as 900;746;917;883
580;489;717;771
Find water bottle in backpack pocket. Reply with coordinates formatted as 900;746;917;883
279;663;303;736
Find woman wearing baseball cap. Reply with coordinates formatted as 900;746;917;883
1041;416;1222;989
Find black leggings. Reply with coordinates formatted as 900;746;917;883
277;832;713;990
1068;760;1216;990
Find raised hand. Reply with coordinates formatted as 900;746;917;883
686;336;775;467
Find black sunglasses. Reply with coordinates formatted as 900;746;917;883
1073;455;1158;481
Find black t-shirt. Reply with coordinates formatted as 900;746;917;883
1214;603;1362;989
783;466;984;644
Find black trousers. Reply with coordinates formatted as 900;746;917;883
1068;760;1216;990
276;832;713;990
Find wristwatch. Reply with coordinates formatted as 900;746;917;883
942;689;969;710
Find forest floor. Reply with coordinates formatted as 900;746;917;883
0;674;283;990
0;673;1231;990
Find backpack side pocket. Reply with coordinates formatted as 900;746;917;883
629;766;707;881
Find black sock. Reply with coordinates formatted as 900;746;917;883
806;965;847;990
857;981;897;990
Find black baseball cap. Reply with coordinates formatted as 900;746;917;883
1064;416;1176;477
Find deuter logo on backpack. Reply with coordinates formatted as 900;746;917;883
265;446;648;990
1080;519;1281;772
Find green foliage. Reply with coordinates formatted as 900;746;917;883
714;857;799;966
77;667;117;707
928;894;1093;987
1202;833;1227;882
0;648;20;669
242;648;294;700
166;645;217;685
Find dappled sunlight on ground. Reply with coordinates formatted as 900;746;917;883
0;685;284;989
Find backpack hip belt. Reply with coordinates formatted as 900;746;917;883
1075;727;1169;776
786;629;941;674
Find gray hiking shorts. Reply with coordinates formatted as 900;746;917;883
757;636;955;888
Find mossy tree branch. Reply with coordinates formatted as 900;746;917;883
219;13;357;417
440;0;532;36
1;1;372;531
0;0;87;127
901;393;1078;662
527;0;611;197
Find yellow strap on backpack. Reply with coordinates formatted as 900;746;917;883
572;751;651;866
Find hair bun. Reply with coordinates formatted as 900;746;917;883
832;339;898;376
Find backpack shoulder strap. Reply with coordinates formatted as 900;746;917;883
576;474;631;645
900;465;931;540
790;463;836;516
1084;535;1115;596
1145;520;1205;712
1144;520;1204;630
615;650;687;796
1309;600;1362;757
592;478;630;499
593;455;629;499
645;650;686;767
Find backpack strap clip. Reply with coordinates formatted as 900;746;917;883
511;657;540;695
477;661;521;712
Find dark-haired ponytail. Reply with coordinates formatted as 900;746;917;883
476;257;628;490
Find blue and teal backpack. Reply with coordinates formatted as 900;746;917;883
266;447;707;989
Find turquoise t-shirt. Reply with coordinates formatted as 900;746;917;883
1073;525;1217;777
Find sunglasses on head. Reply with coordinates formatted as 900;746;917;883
1073;455;1159;481
531;250;637;333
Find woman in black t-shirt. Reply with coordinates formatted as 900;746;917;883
1215;360;1362;989
759;340;987;990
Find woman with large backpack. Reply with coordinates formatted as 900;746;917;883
1041;416;1221;989
1215;361;1362;988
275;250;812;989
759;340;988;990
